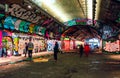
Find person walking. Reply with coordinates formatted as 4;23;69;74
53;42;59;61
79;44;84;57
84;44;90;57
28;38;34;60
24;42;28;57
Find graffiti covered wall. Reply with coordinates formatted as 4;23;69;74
102;40;120;54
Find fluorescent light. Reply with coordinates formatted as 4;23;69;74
87;0;93;19
95;0;101;20
28;5;32;9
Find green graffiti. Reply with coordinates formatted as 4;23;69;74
76;22;86;25
116;18;120;23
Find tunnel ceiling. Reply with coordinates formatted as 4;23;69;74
30;0;96;23
0;0;120;40
61;25;100;41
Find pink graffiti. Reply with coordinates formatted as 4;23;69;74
42;18;53;26
104;40;120;52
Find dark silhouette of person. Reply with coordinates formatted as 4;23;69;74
53;42;59;61
79;44;84;57
24;42;28;57
1;45;7;57
28;38;34;60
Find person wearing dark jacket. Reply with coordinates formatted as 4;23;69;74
79;44;84;57
24;42;28;57
53;42;59;61
28;39;34;60
1;45;7;57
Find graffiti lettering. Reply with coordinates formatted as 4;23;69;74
21;11;31;19
8;4;41;24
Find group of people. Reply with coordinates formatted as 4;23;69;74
53;42;91;62
24;39;34;59
1;39;90;62
79;44;90;57
24;41;58;61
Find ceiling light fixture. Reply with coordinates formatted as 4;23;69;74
87;0;93;19
28;5;32;9
95;0;101;20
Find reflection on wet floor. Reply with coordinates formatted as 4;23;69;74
105;61;120;64
91;61;101;64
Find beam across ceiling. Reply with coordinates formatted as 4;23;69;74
61;25;100;41
77;0;86;18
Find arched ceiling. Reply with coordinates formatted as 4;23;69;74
30;0;95;22
0;0;97;24
0;0;120;40
62;25;100;41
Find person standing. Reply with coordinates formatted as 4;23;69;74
84;44;90;57
1;45;7;57
28;39;34;60
79;44;84;57
53;42;59;61
24;42;28;57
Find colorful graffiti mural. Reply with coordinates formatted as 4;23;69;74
103;40;120;54
95;21;119;39
0;14;46;35
64;18;96;26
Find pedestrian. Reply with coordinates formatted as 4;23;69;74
53;42;59;61
28;38;34;60
79;44;84;57
1;45;7;57
24;42;28;57
84;44;90;57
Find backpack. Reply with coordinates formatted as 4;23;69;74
28;42;34;50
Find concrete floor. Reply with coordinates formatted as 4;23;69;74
0;53;120;78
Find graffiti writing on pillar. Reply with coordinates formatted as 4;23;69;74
8;4;41;24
